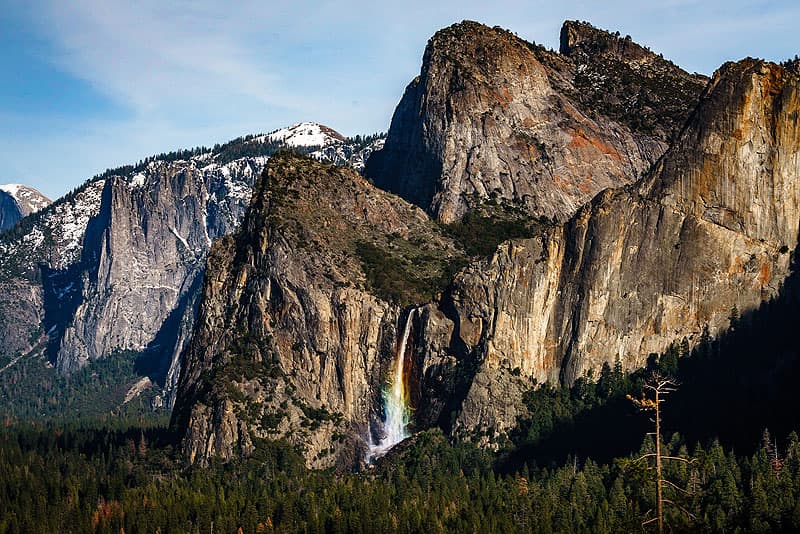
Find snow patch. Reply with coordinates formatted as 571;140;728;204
50;179;107;268
129;172;147;188
22;227;45;248
169;226;190;250
264;122;344;148
0;184;24;196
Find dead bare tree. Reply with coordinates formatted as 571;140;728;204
627;371;693;534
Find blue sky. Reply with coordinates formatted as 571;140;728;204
1;0;797;199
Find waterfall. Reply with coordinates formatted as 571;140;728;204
367;309;415;461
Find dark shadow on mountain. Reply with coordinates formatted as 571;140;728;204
41;263;85;363
664;243;800;454
498;239;800;473
415;289;482;435
41;180;112;363
362;80;441;213
135;270;204;385
521;403;646;470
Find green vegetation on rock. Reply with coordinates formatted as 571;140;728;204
444;199;550;258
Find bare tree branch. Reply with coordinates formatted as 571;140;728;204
661;478;691;495
627;370;686;534
642;517;658;526
663;498;697;520
660;456;695;464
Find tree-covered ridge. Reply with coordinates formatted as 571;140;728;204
555;20;709;141
2;420;800;533
443;197;553;257
0;350;165;424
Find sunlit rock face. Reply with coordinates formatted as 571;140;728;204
365;20;707;224
415;59;800;443
172;21;800;466
172;153;463;469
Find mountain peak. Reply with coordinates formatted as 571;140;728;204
265;122;345;147
429;20;492;41
0;184;51;211
559;20;654;62
367;18;708;224
425;20;530;62
0;184;51;231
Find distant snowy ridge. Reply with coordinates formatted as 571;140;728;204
261;122;346;147
1;121;381;275
0;184;51;232
254;122;386;171
0;184;51;215
121;122;384;193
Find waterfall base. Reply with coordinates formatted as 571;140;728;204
365;309;415;462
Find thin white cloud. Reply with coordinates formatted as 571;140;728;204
7;0;797;199
38;0;307;114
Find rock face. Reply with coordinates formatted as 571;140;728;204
415;59;800;443
171;24;798;467
365;20;707;223
0;184;51;231
0;281;45;360
172;152;463;469
0;156;260;407
0;125;378;406
0;178;107;362
54;157;263;382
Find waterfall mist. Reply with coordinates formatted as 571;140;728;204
367;309;415;462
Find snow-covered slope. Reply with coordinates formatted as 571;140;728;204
0;122;385;411
0;184;51;231
312;137;385;173
253;122;385;171
262;122;345;147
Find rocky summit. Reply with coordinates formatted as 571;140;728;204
0;184;50;231
365;20;708;223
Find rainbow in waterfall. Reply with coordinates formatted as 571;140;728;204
367;309;415;461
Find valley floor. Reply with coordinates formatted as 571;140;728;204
1;418;799;532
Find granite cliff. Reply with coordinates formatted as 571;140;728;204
365;20;707;223
415;58;800;444
0;155;260;409
0;125;380;410
173;27;799;466
172;152;464;468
